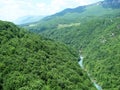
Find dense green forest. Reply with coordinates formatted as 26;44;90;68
28;16;120;90
0;20;96;90
23;3;120;89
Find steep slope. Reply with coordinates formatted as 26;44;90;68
22;0;120;90
37;15;120;90
0;20;96;90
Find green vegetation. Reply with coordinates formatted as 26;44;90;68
0;20;96;90
38;16;120;90
23;4;120;33
22;1;120;89
36;16;120;90
23;3;120;89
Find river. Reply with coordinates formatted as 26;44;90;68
78;56;102;90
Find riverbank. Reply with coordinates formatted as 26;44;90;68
78;55;102;90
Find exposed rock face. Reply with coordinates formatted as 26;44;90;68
102;0;120;8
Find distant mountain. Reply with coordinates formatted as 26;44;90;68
102;0;120;8
14;15;45;25
43;6;86;21
54;6;86;16
23;0;120;32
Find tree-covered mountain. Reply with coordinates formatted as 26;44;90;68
22;0;120;33
42;6;86;21
22;0;120;90
0;20;96;90
40;16;120;90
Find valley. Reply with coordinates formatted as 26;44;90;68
78;55;102;90
23;0;120;89
0;0;120;90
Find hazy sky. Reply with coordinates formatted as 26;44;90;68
0;0;103;22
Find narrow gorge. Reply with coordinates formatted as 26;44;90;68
78;55;102;90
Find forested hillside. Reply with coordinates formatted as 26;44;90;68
22;0;120;89
33;16;120;90
0;20;96;90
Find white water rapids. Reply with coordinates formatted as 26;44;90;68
78;55;102;90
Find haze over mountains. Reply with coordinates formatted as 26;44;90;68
14;15;45;25
23;0;120;27
9;0;120;25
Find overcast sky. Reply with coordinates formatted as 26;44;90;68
0;0;103;22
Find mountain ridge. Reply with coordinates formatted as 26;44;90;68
33;0;120;23
42;6;86;21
